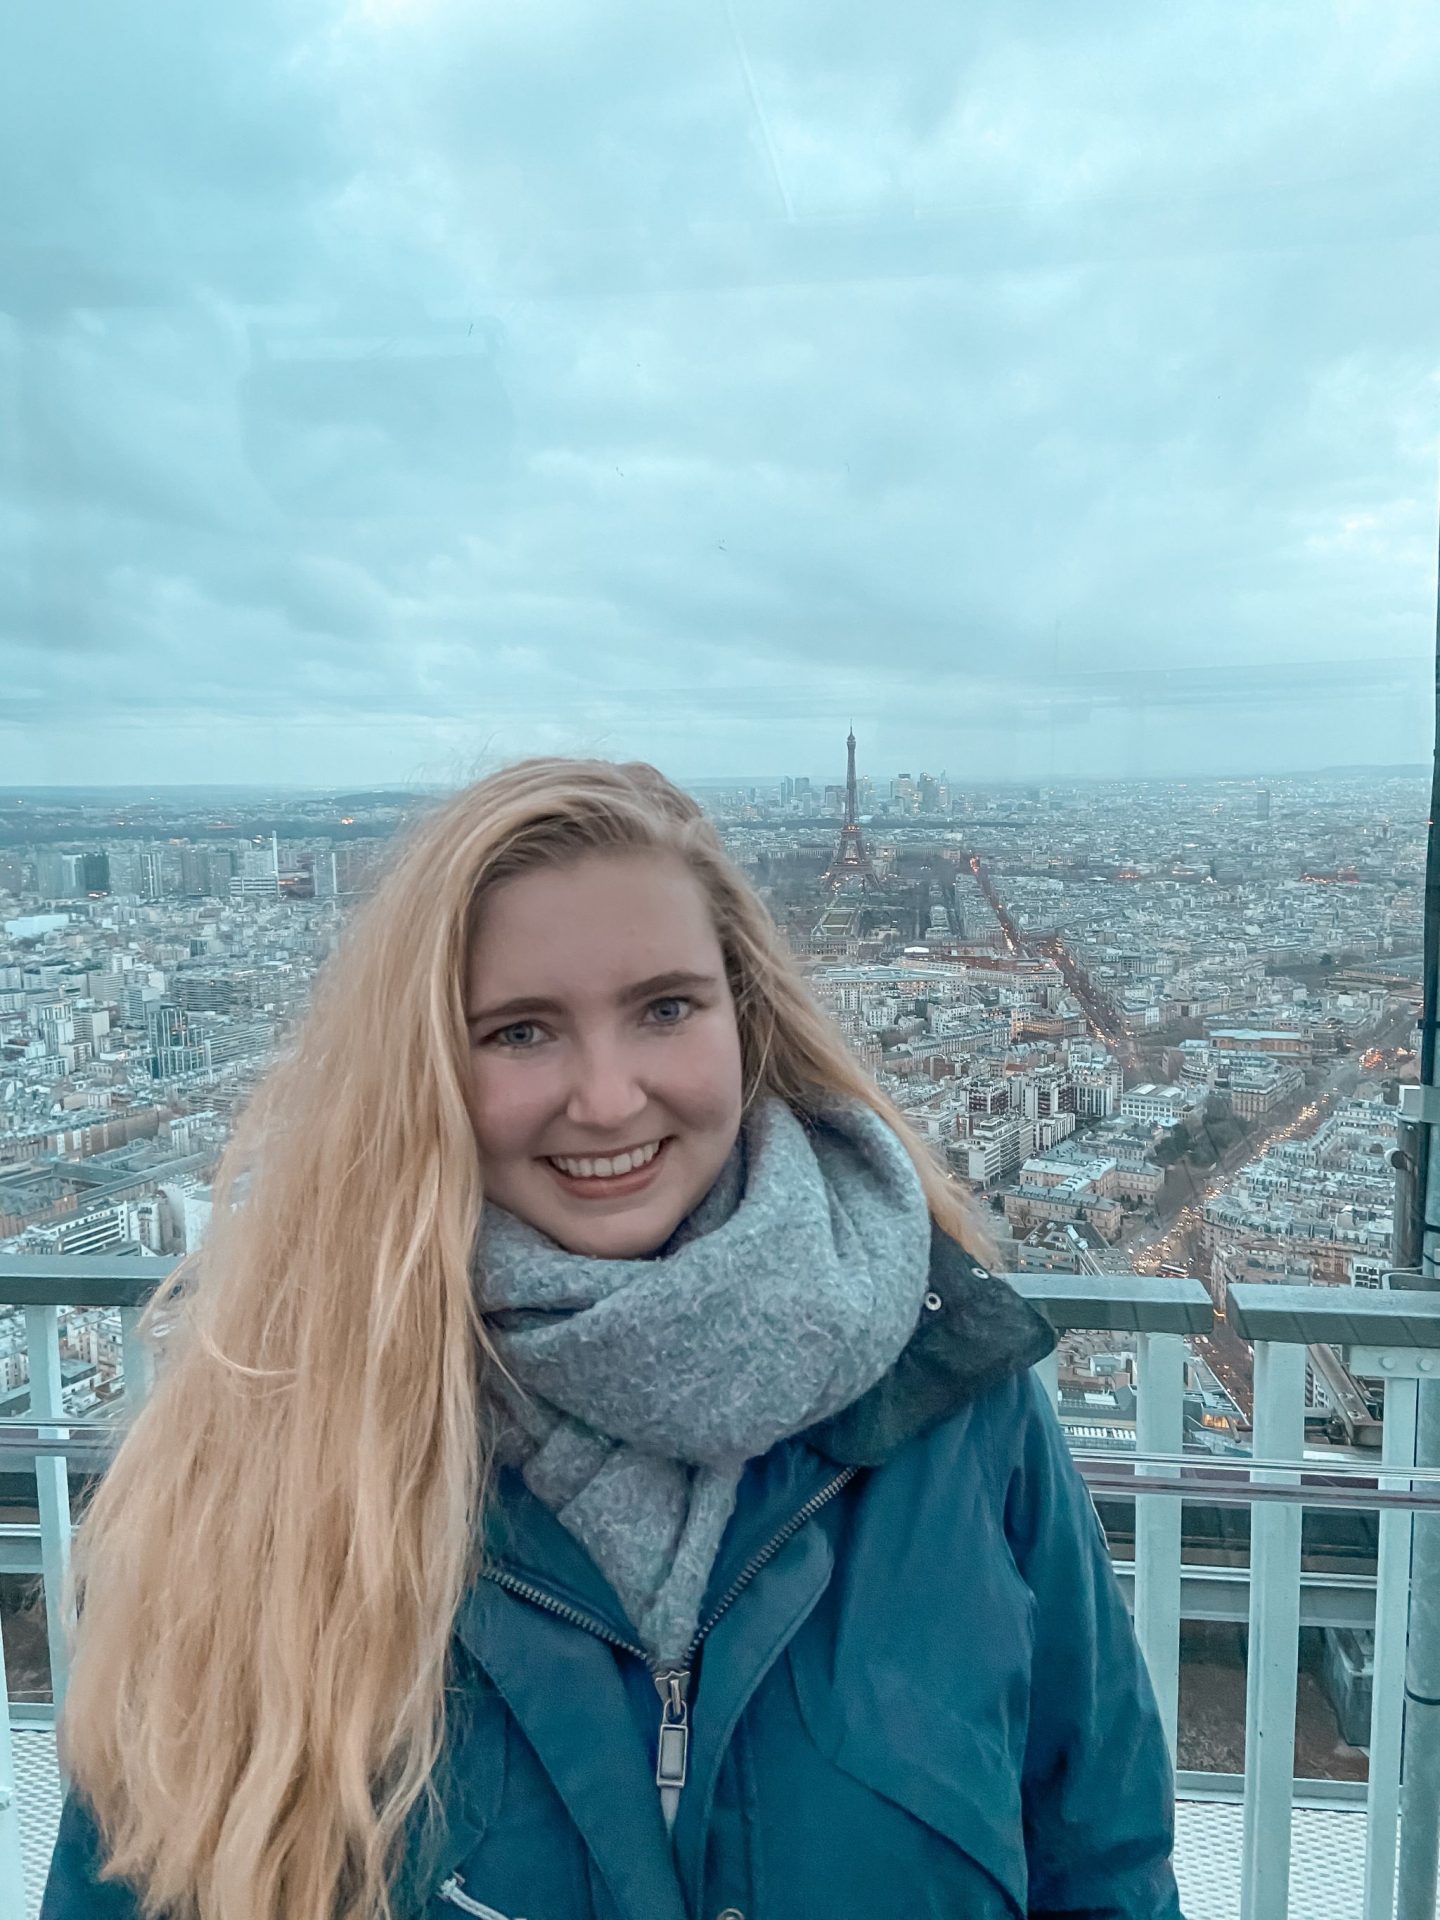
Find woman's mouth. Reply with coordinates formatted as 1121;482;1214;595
542;1136;671;1199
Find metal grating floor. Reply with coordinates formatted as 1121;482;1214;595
13;1730;63;1919
4;1727;1380;1920
1172;1799;1374;1920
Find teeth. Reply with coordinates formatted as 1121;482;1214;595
550;1141;662;1180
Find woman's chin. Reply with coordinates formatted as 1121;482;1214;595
543;1207;677;1258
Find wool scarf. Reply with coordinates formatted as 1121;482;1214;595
473;1094;933;1670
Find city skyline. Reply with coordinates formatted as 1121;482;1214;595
3;766;1419;1316
0;755;1433;804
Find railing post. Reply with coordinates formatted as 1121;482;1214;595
1240;1338;1306;1920
1365;1374;1418;1920
118;1305;156;1414
0;1610;24;1920
24;1307;74;1728
1134;1330;1185;1760
1033;1347;1060;1411
1398;1377;1440;1919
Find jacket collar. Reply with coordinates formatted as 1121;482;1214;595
803;1222;1056;1467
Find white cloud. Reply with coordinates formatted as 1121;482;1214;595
2;0;1437;785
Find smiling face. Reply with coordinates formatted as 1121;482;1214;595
464;849;746;1256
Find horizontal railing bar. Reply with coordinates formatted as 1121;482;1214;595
0;1421;127;1436
8;1704;56;1731
1080;1465;1438;1512
1070;1445;1440;1481
0;1531;1385;1623
1111;1562;1378;1630
1227;1281;1440;1347
0;1428;1428;1482
1010;1272;1215;1333
0;1256;176;1308
33;1447;1420;1501
1177;1769;1371;1810
0;1422;1429;1484
0;1422;127;1437
0;1257;1437;1348
0;1445;118;1468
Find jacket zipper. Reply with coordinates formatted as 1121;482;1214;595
477;1466;857;1837
436;1872;525;1917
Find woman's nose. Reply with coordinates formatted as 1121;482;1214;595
564;1043;649;1131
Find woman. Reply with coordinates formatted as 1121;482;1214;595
42;758;1182;1920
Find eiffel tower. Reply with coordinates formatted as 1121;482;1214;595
822;725;882;892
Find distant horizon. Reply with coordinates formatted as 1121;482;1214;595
0;758;1430;804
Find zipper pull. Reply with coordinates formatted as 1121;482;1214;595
436;1871;524;1918
653;1666;691;1832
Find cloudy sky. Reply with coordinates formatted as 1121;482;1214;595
3;0;1438;790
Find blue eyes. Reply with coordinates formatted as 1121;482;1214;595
484;996;695;1052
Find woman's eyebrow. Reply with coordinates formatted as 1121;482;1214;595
467;969;720;1026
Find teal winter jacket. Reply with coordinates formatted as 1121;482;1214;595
41;1229;1184;1920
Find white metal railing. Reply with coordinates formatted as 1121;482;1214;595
1018;1271;1440;1920
0;1256;169;1920
0;1257;1435;1920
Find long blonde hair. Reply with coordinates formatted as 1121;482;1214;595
61;757;995;1920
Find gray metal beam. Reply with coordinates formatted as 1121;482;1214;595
0;1257;174;1309
0;1528;42;1577
1227;1282;1440;1349
1111;1561;1377;1631
1008;1271;1214;1334
12;1525;1392;1622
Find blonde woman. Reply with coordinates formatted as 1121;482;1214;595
41;759;1182;1920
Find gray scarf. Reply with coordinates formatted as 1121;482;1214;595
473;1094;933;1670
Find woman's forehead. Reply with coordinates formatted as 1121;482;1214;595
467;853;722;988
